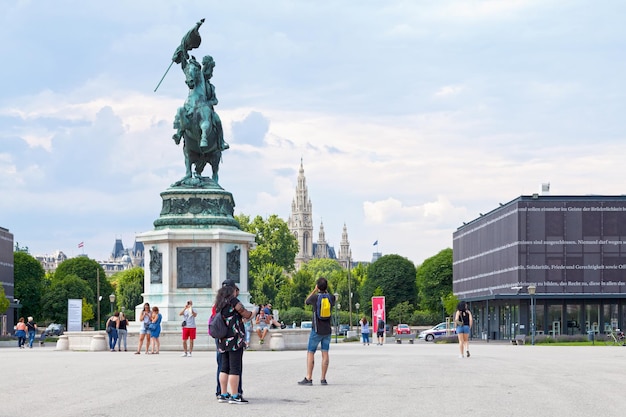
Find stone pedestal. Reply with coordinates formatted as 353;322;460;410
135;180;255;332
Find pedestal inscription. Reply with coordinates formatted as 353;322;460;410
177;247;211;288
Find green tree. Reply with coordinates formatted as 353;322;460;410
388;301;414;325
0;284;10;314
361;254;417;313
301;258;342;281
416;248;453;313
114;267;144;319
14;251;46;320
237;214;298;273
41;274;94;324
54;257;111;321
277;269;314;309
82;298;95;324
250;263;285;305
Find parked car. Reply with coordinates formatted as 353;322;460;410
300;321;312;329
338;324;350;336
418;322;456;342
44;323;65;336
394;324;411;335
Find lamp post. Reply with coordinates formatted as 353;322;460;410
97;295;102;331
528;284;536;345
13;299;21;323
334;293;339;343
355;303;360;322
109;293;116;314
348;255;352;331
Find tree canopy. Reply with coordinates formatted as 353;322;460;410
236;214;298;275
41;274;94;324
361;254;417;313
14;251;46;320
0;284;9;314
54;256;111;321
415;248;453;313
113;267;144;319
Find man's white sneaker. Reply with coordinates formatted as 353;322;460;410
181;352;187;357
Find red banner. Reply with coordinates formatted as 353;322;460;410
372;296;385;333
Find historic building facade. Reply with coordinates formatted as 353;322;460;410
287;161;352;270
453;195;626;341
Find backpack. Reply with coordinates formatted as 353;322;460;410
317;293;332;320
209;310;228;339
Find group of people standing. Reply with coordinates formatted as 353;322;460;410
135;303;162;354
15;317;38;349
105;311;129;352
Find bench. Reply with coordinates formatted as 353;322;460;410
395;333;417;344
511;335;526;345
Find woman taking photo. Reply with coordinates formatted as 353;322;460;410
360;317;370;346
215;279;255;404
454;302;473;358
135;303;151;354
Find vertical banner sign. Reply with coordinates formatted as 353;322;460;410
372;296;386;333
67;299;82;332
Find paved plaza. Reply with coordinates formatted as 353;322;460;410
2;339;625;417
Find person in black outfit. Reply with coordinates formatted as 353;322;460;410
214;279;255;404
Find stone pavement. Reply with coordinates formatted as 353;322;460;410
1;339;624;417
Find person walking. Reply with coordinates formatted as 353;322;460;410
376;317;385;346
214;279;255;404
360;317;370;346
455;301;474;358
105;312;119;352
15;317;27;349
298;277;335;386
149;306;162;354
135;303;151;354
180;300;198;357
26;317;38;348
117;312;129;352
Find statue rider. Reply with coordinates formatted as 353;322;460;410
172;53;229;151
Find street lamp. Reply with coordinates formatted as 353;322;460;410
13;299;21;323
528;284;536;345
97;295;102;331
355;303;360;322
109;293;116;314
334;293;339;344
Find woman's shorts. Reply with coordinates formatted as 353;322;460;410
456;325;470;334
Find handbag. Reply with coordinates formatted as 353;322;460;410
106;326;112;334
181;320;187;327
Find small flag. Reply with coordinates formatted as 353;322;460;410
78;242;84;248
373;240;378;246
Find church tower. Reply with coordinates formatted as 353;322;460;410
288;159;314;269
338;223;352;269
314;220;329;259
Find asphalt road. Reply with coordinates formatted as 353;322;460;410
2;339;625;417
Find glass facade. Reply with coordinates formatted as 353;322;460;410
455;196;626;340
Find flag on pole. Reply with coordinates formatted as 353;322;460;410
373;240;378;246
78;242;84;248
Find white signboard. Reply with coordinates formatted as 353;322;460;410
67;299;82;332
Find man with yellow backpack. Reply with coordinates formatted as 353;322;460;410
298;277;336;386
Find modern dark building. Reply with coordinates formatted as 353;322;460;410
0;227;15;335
453;195;626;341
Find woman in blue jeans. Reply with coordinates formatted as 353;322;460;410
26;317;38;348
105;312;120;352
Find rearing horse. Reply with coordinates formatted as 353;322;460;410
172;57;221;185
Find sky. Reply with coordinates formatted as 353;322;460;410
2;0;626;266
